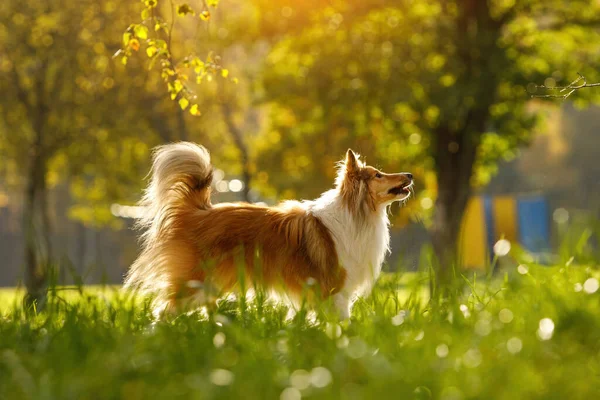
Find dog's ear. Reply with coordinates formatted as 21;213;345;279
345;149;359;174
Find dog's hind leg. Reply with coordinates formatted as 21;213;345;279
153;285;219;320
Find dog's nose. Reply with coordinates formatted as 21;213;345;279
404;173;413;180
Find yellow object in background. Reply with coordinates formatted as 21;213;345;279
459;197;488;268
492;197;518;243
458;195;548;269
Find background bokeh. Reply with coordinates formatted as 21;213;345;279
1;0;599;290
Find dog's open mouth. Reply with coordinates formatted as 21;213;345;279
388;182;412;195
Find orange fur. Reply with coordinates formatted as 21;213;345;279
169;203;345;302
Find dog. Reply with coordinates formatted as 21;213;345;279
124;142;413;319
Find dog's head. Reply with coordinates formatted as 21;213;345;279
336;149;413;214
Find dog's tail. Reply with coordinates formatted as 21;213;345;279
137;141;212;230
124;142;212;297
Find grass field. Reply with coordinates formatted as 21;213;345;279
1;264;600;400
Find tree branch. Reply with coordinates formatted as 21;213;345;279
531;73;600;99
220;101;252;202
3;51;32;115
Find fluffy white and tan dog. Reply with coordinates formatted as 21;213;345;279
125;142;413;318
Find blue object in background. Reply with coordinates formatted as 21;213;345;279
517;196;550;253
462;194;552;267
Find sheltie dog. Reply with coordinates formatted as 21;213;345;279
125;142;413;319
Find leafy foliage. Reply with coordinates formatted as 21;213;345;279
253;0;600;228
116;0;236;116
0;0;246;228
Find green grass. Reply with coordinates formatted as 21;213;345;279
0;286;122;314
1;265;600;400
0;287;23;311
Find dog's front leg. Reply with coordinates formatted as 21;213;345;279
333;292;352;320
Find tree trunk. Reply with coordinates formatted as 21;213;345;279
430;123;479;293
429;0;507;295
221;102;252;202
23;148;51;310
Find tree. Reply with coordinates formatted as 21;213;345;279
253;0;600;286
0;0;187;306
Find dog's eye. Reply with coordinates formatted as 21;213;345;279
375;173;382;178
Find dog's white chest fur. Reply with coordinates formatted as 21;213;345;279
309;190;391;298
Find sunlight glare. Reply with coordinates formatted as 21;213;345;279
537;318;554;341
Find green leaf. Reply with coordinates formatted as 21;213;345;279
134;25;148;40
178;97;189;110
173;79;183;93
122;32;131;47
190;104;201;116
162;68;175;81
146;46;157;58
192;57;205;74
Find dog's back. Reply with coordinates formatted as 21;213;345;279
125;142;346;314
